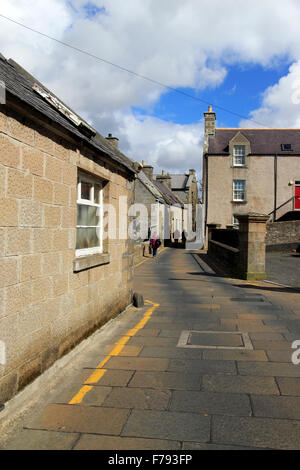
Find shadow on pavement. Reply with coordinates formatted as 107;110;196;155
233;283;300;294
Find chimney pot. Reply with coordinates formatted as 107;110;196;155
106;133;119;149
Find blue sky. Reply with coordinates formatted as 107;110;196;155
133;61;293;128
1;0;300;175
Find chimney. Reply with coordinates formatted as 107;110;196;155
156;170;172;189
141;161;154;181
204;106;216;137
203;105;216;154
106;133;119;148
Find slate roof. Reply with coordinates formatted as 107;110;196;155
154;173;193;191
207;128;300;155
0;55;135;174
138;171;165;203
153;180;184;207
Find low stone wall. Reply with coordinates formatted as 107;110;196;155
210;228;239;248
266;220;300;251
208;239;239;276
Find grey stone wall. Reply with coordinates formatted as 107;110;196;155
266;220;300;250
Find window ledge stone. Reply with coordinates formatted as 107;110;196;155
73;253;110;272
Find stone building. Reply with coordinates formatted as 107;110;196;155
134;163;166;241
202;106;300;232
0;55;137;403
154;170;199;232
153;172;184;243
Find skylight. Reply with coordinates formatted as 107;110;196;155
281;144;292;151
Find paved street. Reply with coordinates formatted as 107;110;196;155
1;247;300;450
266;251;300;289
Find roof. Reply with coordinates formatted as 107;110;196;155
154;173;193;190
138;171;165;203
0;55;135;174
153;180;184;207
207;128;300;155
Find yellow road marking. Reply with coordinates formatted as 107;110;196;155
69;385;93;405
68;299;160;405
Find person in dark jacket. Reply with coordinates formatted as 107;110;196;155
150;234;161;257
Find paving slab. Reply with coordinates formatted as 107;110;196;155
102;387;171;410
74;434;181;450
140;346;204;360
2;429;79;450
167;358;236;375
202;349;268;362
202;375;280;395
128;371;202;391
251;395;300;419
25;403;130;435
170;390;251;416
277;377;300;396
121;409;210;443
237;361;300;377
104;356;169;371
83;369;134;387
212;415;300;449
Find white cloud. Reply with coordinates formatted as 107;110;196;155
1;0;300;173
240;61;300;128
94;110;203;176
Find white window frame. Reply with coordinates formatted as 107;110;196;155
232;215;239;228
233;145;246;167
233;180;246;202
76;172;103;257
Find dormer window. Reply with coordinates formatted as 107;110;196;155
281;144;292;151
233;145;246;166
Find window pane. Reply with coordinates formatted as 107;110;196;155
233;180;246;200
77;205;100;227
81;181;92;201
76;228;100;249
234;146;245;156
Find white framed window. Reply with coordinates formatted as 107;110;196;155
233;180;246;202
233;145;246;166
232;216;239;228
76;172;103;257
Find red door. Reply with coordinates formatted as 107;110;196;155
295;183;300;210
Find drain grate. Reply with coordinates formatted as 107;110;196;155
230;297;265;302
177;330;253;350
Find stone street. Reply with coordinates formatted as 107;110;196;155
1;247;300;450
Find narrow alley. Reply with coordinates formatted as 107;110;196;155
1;247;300;450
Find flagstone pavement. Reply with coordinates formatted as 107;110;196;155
1;248;300;450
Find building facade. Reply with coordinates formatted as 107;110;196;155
0;55;136;403
202;106;300;232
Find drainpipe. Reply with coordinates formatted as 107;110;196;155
204;154;208;243
274;154;277;222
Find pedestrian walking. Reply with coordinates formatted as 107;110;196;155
150;234;161;257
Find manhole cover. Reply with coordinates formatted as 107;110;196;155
177;330;253;350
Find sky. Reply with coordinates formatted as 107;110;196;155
0;0;300;182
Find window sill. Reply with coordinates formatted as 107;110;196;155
73;253;110;272
231;200;248;204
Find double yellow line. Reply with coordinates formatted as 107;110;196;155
69;300;160;405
